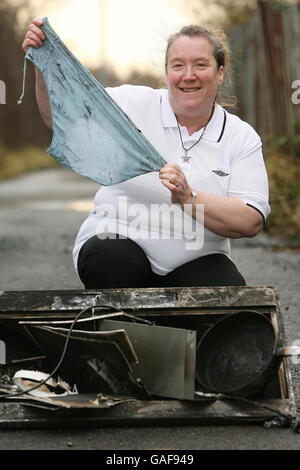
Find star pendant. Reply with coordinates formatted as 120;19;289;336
181;150;191;163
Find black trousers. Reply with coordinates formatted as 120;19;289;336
77;235;246;289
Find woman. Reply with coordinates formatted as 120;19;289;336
22;20;270;288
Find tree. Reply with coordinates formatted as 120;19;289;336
0;0;51;148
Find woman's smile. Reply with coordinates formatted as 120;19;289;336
180;87;201;93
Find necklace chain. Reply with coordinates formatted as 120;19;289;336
176;118;206;163
175;103;215;163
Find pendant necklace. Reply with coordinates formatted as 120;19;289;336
176;119;206;163
175;103;215;163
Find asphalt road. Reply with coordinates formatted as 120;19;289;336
0;167;300;451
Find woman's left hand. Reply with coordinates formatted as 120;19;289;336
159;163;192;206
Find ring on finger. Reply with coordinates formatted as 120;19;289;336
174;177;179;187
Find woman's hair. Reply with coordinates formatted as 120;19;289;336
165;25;236;108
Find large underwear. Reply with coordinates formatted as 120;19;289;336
18;17;166;185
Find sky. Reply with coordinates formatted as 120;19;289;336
26;0;219;78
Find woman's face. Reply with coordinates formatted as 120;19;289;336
166;35;224;119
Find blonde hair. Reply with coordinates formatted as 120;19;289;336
165;25;236;108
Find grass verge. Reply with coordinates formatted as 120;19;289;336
0;145;58;181
264;137;300;242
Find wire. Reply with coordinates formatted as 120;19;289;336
0;302;116;399
0;300;154;400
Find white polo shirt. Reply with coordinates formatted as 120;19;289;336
72;85;270;276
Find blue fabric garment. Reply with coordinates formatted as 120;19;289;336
18;17;166;185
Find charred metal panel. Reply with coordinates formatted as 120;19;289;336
99;319;196;400
0;286;278;318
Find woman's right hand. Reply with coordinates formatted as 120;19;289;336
22;19;45;53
